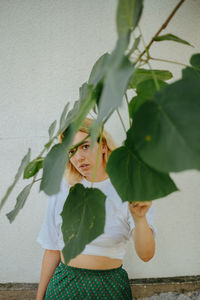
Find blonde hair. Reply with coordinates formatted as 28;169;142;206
59;117;118;186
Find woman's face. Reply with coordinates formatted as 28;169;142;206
68;131;107;181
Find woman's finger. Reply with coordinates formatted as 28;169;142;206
131;201;152;207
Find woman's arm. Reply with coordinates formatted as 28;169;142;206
128;201;156;262
36;249;61;300
132;217;155;262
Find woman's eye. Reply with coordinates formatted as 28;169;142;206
83;144;89;150
68;150;75;156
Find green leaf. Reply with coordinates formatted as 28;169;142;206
48;120;57;139
41;82;97;195
40;124;75;195
106;146;178;203
129;65;200;172
116;0;144;35
129;95;146;118
62;100;80;132
0;148;31;212
128;80;167;119
59;102;70;132
61;83;95;138
136;79;167;99
90;33;134;147
6;183;32;223
61;184;106;264
23;158;43;179
91;81;104;114
129;68;173;89
154;34;193;47
73;83;96;132
190;53;200;70
88;53;110;87
44;140;54;150
128;35;140;56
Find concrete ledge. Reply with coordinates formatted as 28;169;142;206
0;275;200;299
129;275;200;298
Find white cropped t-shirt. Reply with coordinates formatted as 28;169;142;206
36;176;157;260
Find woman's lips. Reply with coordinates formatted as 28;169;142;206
79;164;89;170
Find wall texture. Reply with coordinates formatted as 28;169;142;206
0;0;200;283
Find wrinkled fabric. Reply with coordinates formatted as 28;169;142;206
44;260;132;300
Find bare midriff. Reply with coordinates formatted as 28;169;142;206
60;252;123;270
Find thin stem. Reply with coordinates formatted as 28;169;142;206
91;126;104;188
138;26;160;91
136;0;185;64
149;56;189;68
33;178;42;183
125;93;131;127
116;108;126;134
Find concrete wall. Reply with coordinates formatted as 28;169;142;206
0;0;200;283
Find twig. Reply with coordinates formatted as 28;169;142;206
116;108;127;134
136;0;185;63
125;93;131;127
138;26;160;91
149;56;188;68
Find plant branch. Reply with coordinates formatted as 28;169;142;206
136;0;185;63
116;108;127;134
125;93;131;127
138;26;160;91
33;178;42;183
149;56;189;68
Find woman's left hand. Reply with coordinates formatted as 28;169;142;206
128;201;152;220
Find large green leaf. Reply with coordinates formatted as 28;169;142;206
41;82;96;195
190;53;200;69
136;79;167;99
129;56;200;172
116;0;144;35
154;33;193;47
0;148;31;212
88;53;110;87
61;183;106;264
128;95;145;119
91;81;104;114
88;54;110;115
90;33;134;147
40;124;75;195
6;183;33;223
128;68;173;89
59;103;70;133
106;146;178;203
73;82;96;132
58;100;80;134
61;83;95;135
128;79;167;119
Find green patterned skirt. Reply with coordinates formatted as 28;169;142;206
44;260;132;299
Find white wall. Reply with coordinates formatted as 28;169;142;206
0;0;200;283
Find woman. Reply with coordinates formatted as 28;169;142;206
36;117;157;299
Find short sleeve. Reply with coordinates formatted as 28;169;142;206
127;203;157;239
36;177;69;250
36;194;63;250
